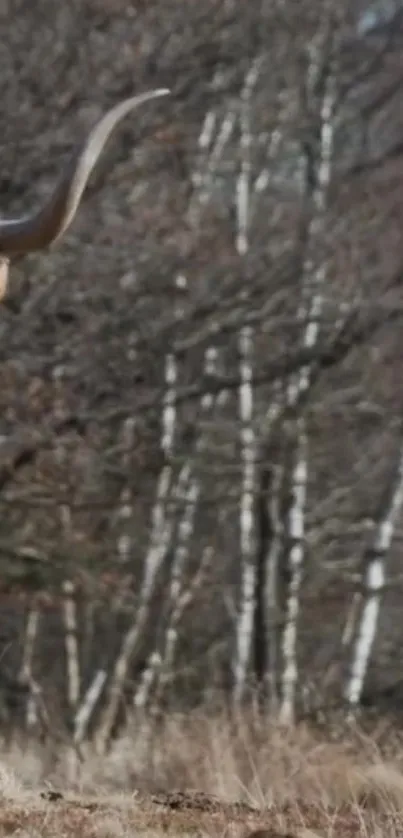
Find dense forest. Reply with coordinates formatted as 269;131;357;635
0;0;403;753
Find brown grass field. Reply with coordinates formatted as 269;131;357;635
1;710;403;837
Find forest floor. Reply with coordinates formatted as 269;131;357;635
1;713;403;837
0;782;402;838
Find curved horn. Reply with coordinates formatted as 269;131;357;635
0;88;170;256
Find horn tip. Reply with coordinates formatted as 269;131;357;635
154;88;171;98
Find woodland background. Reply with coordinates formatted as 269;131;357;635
0;0;403;757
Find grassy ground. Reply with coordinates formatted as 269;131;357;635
1;710;403;837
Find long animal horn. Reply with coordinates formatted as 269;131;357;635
0;88;170;256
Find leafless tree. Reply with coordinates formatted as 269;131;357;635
1;0;403;755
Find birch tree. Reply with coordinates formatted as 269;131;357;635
232;59;261;703
279;24;337;724
345;434;403;708
95;282;184;754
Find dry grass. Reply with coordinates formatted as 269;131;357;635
1;709;403;837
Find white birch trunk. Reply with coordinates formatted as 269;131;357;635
74;669;107;744
189;107;236;225
94;291;182;753
62;580;80;709
150;545;213;713
130;553;212;772
232;63;289;699
116;418;136;564
131;346;218;712
253;110;286;699
345;443;403;708
264;457;285;708
95;459;189;753
279;425;308;723
132;652;162;713
62;580;81;782
233;59;261;702
279;57;336;724
234;324;256;701
19;604;40;729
